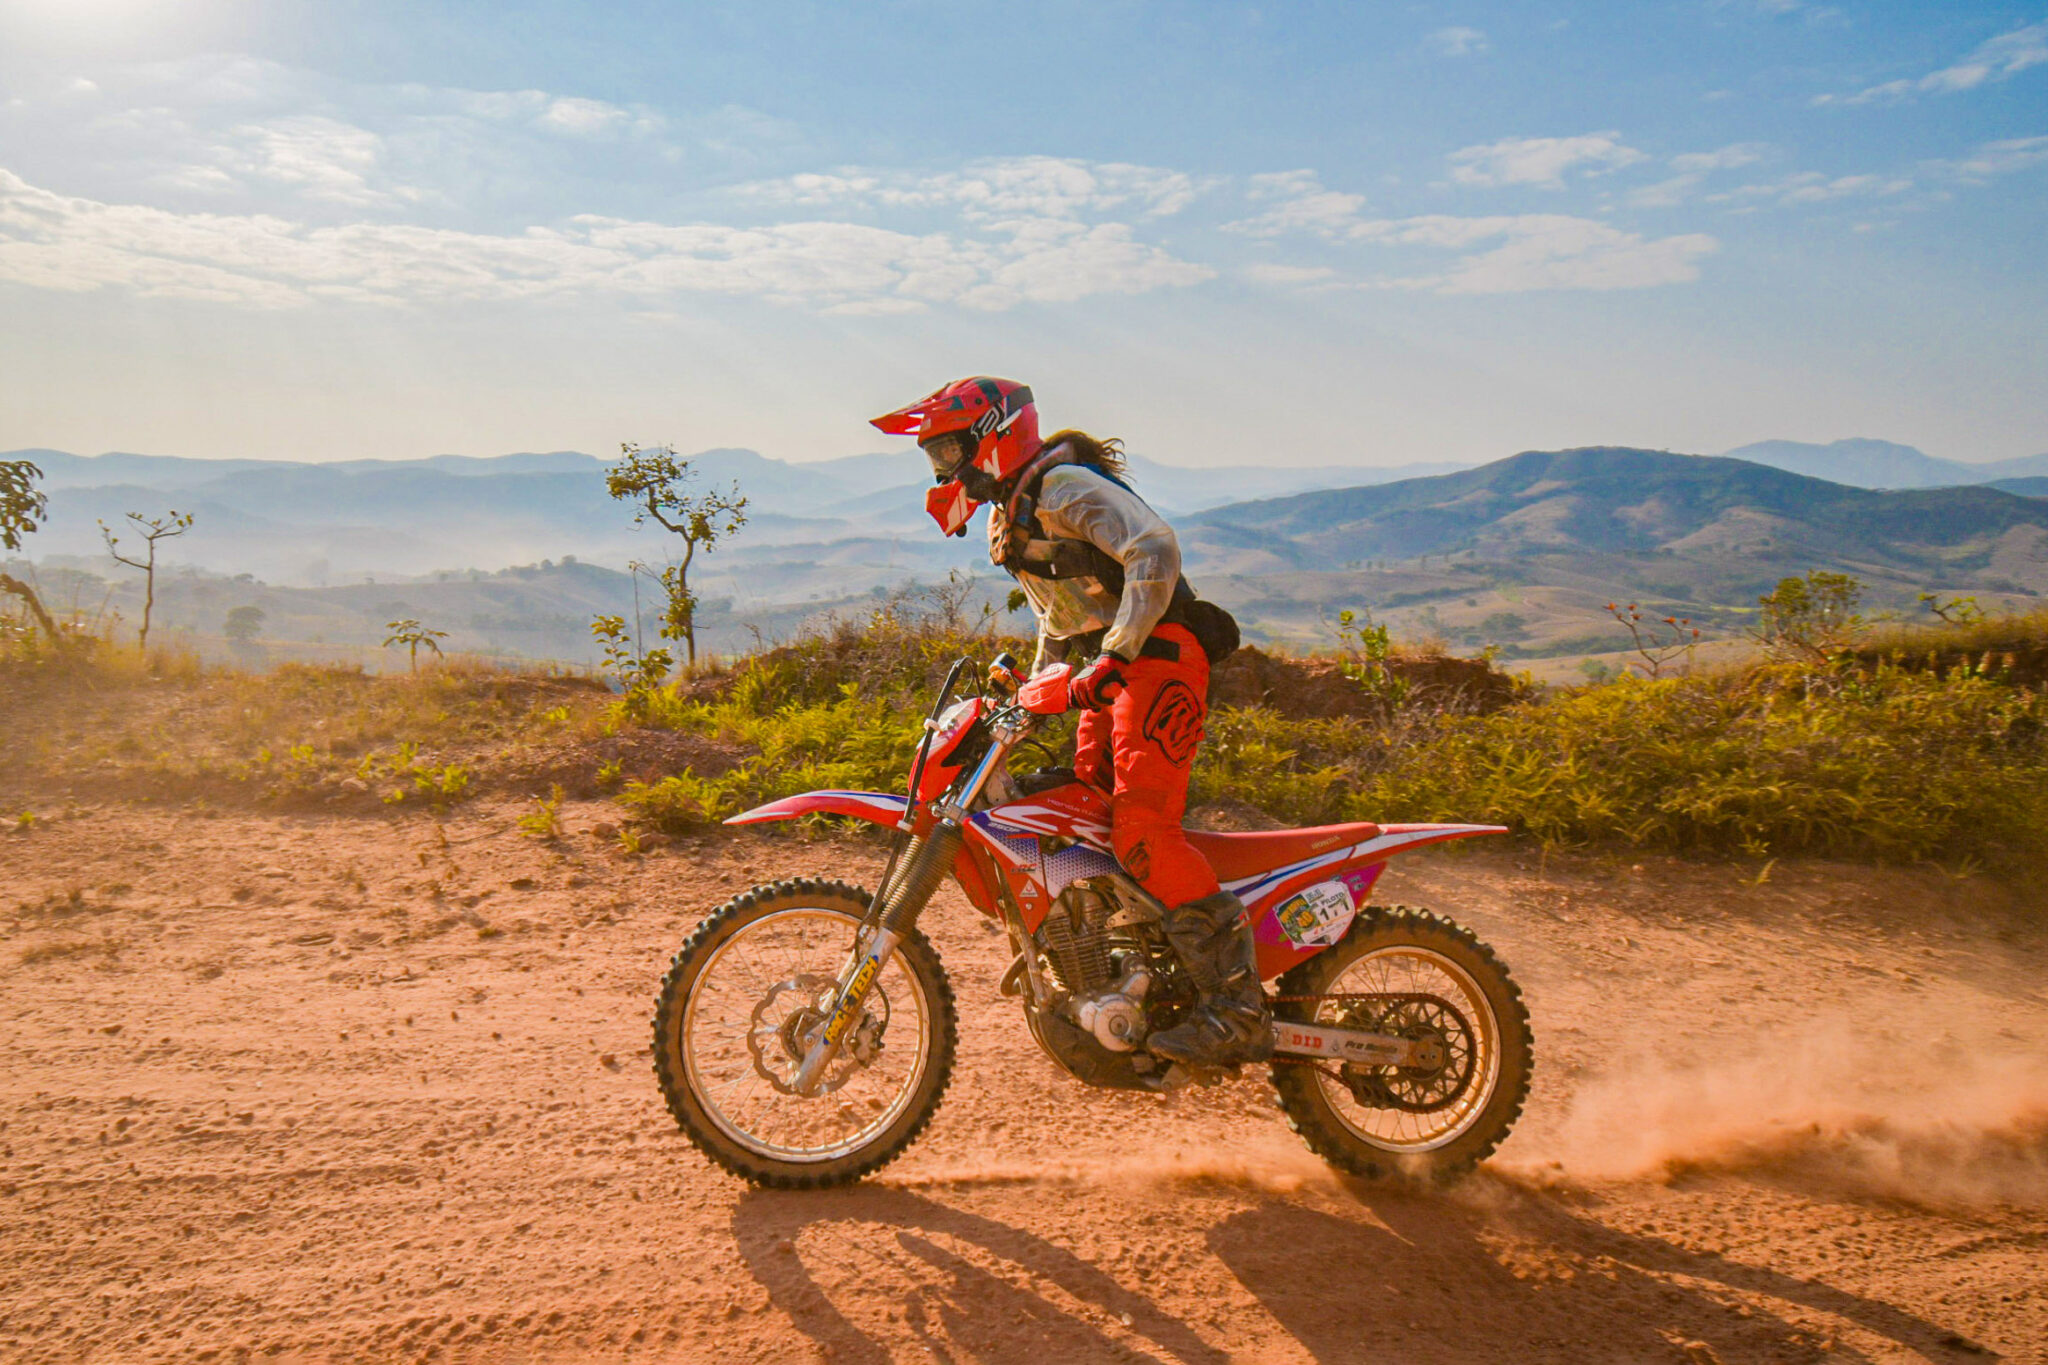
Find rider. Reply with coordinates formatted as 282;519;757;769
872;377;1273;1068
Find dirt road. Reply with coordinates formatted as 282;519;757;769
3;798;2044;1363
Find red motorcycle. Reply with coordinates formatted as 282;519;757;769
652;654;1532;1188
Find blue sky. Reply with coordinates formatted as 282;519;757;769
1;0;2043;469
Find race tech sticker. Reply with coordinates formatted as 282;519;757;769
1273;880;1357;949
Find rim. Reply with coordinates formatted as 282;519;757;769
1311;944;1502;1153
680;906;933;1164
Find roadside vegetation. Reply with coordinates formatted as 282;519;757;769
7;557;2047;876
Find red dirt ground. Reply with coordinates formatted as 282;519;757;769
2;797;2044;1363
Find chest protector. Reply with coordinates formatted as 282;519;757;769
993;451;1240;663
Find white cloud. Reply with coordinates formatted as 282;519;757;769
1228;178;1715;294
1353;215;1718;294
1671;142;1769;174
536;96;641;137
0;165;1211;313
1447;132;1646;189
1627;143;1772;208
1224;171;1367;237
1710;171;1913;206
1817;21;2048;105
1930;134;2048;183
220;116;412;207
1427;26;1489;57
731;156;1204;222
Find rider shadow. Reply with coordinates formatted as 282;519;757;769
1205;1176;1980;1364
732;1177;1979;1364
731;1185;1230;1365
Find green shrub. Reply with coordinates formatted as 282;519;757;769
1354;662;2048;870
614;582;1024;832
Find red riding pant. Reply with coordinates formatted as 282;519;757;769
1072;623;1219;908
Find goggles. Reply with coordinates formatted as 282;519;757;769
921;431;977;483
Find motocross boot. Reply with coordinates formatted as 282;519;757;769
1146;890;1275;1067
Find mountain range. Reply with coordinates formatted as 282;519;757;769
6;439;2045;671
1719;438;2048;490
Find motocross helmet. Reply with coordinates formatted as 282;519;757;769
871;376;1040;536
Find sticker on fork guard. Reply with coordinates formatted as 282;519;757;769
823;956;879;1045
1273;880;1357;949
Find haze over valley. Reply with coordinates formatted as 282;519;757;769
9;438;2045;671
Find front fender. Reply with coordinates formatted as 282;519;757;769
724;790;909;829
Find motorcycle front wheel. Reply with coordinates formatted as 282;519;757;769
651;877;957;1187
1270;904;1532;1183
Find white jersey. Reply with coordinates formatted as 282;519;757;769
998;454;1182;669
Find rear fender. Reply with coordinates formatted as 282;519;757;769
725;790;909;830
1237;823;1506;979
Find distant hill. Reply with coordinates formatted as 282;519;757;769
1720;438;2048;489
1178;447;2048;659
1993;477;2048;499
1191;446;2048;575
1;445;1466;587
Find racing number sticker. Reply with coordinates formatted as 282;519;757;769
1273;880;1357;949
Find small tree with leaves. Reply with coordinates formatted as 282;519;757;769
100;509;194;650
605;443;747;666
225;605;266;649
383;618;447;672
0;458;64;648
1753;571;1863;664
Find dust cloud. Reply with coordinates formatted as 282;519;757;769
1522;1014;2048;1210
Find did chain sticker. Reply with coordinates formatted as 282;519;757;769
1273;880;1357;949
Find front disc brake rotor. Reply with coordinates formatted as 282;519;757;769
746;973;890;1096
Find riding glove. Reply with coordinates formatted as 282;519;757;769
1068;652;1129;710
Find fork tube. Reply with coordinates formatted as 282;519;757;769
792;927;905;1095
791;818;963;1096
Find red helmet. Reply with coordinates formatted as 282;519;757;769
871;376;1041;535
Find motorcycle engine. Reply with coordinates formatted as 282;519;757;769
1071;961;1153;1052
1043;883;1155;1053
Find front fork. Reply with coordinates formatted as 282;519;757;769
790;817;967;1095
791;698;1028;1096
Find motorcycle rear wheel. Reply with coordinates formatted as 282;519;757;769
651;878;957;1188
1270;904;1532;1183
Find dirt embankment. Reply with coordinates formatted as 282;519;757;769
1208;645;1525;718
2;796;2045;1364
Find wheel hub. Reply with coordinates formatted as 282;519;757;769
747;973;887;1096
1330;994;1476;1114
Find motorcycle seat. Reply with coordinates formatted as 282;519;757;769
1186;821;1384;883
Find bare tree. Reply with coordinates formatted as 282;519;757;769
0;458;64;647
383;619;448;672
100;509;194;650
606;443;747;666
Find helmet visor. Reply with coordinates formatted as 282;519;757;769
921;431;977;483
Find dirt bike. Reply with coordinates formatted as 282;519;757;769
651;653;1533;1188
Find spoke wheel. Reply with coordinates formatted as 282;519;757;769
652;878;957;1188
1271;905;1532;1183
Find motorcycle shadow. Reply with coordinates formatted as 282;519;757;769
1204;1178;1972;1363
732;1183;1229;1365
732;1177;1974;1364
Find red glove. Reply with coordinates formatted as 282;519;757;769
1067;652;1129;710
